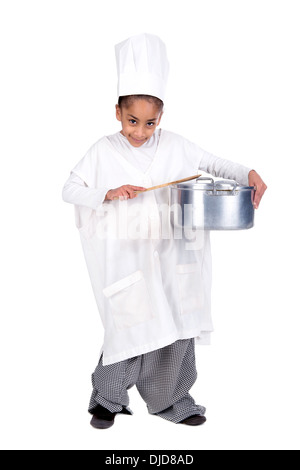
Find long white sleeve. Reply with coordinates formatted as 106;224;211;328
198;150;252;186
62;172;109;210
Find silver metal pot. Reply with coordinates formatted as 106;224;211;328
170;177;255;230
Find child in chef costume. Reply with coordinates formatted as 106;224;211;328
62;33;266;429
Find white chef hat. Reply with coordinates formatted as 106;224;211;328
115;33;169;102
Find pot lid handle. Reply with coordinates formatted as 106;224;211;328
196;177;215;185
215;179;238;193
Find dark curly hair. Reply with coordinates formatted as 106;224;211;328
118;94;164;111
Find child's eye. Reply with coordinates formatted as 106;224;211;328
129;119;136;124
147;122;155;127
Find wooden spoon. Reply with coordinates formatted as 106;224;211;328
134;174;201;194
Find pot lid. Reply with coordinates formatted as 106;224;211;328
171;177;254;191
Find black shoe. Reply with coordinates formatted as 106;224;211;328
90;404;130;430
180;415;207;426
90;414;116;429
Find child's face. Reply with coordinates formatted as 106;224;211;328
116;99;163;148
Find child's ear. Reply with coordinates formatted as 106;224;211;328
116;105;122;122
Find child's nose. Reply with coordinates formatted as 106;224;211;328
134;127;145;137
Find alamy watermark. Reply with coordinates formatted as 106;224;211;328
95;201;205;250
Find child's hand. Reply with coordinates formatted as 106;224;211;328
248;170;267;209
105;185;146;201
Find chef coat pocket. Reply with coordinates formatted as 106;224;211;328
103;271;154;330
176;263;203;315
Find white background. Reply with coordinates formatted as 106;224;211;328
0;0;299;450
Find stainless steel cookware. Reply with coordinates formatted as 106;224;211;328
170;177;255;230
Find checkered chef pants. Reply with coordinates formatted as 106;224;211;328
88;339;206;423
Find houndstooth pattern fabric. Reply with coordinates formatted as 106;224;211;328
88;339;206;424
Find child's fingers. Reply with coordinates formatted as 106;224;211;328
131;186;147;197
128;186;147;198
130;186;147;191
118;186;135;200
122;185;147;199
248;171;267;209
112;188;129;200
120;188;130;200
253;182;267;209
111;185;147;200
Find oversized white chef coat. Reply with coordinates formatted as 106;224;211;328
62;129;251;365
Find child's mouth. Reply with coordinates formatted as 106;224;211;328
132;137;146;144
